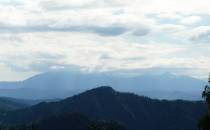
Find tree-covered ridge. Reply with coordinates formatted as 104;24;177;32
0;97;30;114
0;113;126;130
0;86;206;130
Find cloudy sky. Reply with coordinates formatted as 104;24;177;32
0;0;210;81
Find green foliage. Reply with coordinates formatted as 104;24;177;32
198;74;210;130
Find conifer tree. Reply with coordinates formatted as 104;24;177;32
198;73;210;130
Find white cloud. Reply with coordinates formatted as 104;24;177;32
155;13;183;20
180;16;202;25
1;32;209;76
0;0;209;80
156;24;186;33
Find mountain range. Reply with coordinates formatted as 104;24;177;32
0;70;206;100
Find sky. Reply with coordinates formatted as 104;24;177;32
0;0;210;81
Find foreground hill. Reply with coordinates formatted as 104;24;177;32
0;70;206;100
0;97;31;114
0;97;58;114
1;87;206;130
2;113;126;130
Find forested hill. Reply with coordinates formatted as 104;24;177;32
1;87;206;130
1;113;126;130
0;97;30;113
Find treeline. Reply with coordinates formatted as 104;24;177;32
198;76;210;130
0;113;126;130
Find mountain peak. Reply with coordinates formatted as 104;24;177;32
87;86;115;93
81;86;117;97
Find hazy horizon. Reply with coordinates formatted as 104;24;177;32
0;69;208;82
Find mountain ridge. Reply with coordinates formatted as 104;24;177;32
0;86;206;130
0;70;206;100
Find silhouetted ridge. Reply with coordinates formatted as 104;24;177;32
0;87;206;130
82;86;116;95
61;86;118;103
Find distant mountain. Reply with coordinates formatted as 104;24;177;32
0;81;22;89
1;87;206;130
0;70;206;100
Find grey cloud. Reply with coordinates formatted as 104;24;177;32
122;57;145;61
2;53;66;72
39;0;123;11
190;31;210;43
0;24;151;37
107;67;193;77
99;53;145;61
189;26;210;42
132;27;150;36
100;53;112;60
0;24;131;36
90;26;128;36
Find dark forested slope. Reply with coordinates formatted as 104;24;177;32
0;87;206;130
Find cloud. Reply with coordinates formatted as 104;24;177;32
106;67;194;76
89;26;128;36
0;24;129;36
155;13;183;20
132;27;150;36
38;0;210;15
0;32;191;72
179;16;202;25
0;34;22;42
157;24;186;33
0;0;209;80
1;52;65;72
189;26;210;42
39;0;93;11
0;0;23;6
0;31;209;79
39;0;128;11
0;13;152;36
